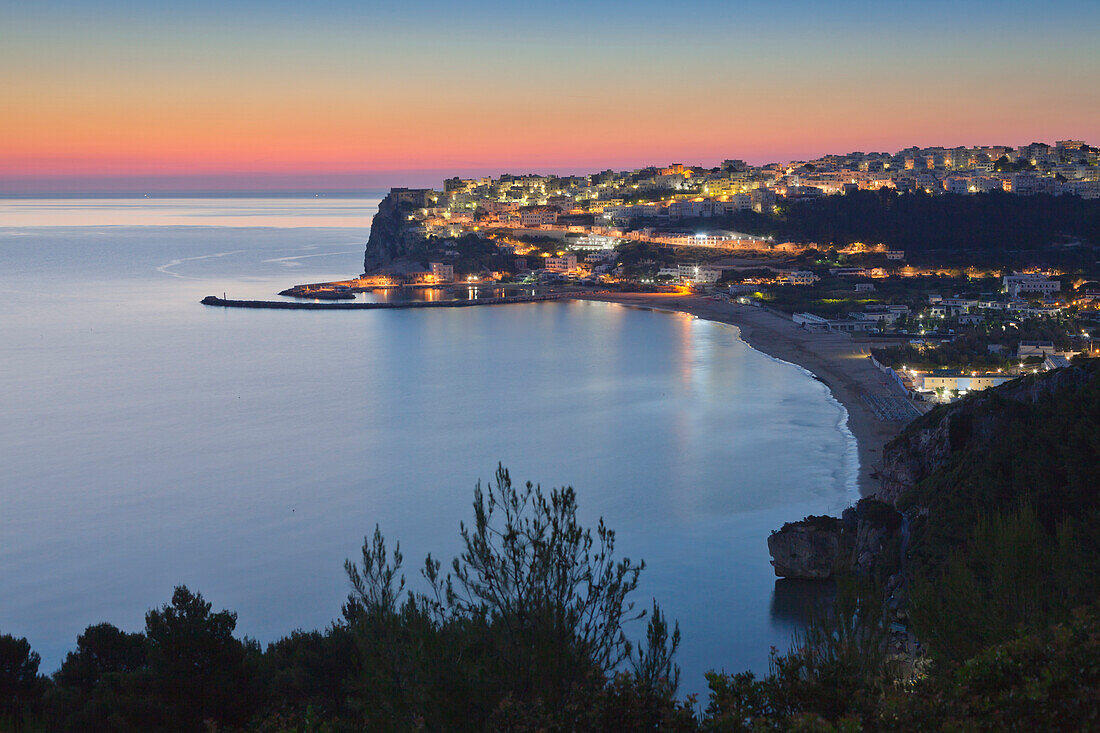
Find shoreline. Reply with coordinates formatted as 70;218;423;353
572;293;916;498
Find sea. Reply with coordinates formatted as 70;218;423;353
0;194;858;698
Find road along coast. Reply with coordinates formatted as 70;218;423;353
572;293;921;497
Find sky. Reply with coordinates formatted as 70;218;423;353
2;0;1099;193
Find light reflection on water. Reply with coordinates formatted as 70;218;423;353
0;196;381;229
321;286;537;303
0;199;858;699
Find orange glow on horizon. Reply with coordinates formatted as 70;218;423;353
3;5;1098;188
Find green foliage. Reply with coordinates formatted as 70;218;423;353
910;505;1094;667
746;190;1100;265
443;466;645;688
902;361;1100;574
53;623;146;693
39;588;260;732
877;605;1100;731
336;464;655;729
144;586;258;729
631;600;682;701
0;633;45;730
256;628;358;728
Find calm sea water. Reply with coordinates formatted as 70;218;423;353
0;197;857;697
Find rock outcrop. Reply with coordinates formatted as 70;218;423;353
768;500;902;580
363;193;426;273
768;516;846;579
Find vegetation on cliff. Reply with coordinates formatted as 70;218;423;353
683;189;1100;265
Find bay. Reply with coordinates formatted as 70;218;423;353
0;197;857;697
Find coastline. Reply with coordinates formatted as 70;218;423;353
573;293;915;498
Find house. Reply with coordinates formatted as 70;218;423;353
519;206;559;227
584;250;617;263
677;263;722;284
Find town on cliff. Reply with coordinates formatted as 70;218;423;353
305;140;1100;407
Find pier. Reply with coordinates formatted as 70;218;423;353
201;293;566;310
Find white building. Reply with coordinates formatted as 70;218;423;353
920;371;1014;395
571;234;621;250
677;263;722;284
584;250;617;263
544;254;578;273
786;270;818;286
1003;273;1060;297
429;262;454;283
792;313;878;333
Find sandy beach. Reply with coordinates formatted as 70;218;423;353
574;293;921;498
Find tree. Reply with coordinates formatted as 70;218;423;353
46;623;150;732
54;623;146;692
0;633;44;730
438;464;646;703
144;586;257;730
341;464;655;728
910;505;1090;666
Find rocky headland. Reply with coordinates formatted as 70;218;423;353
767;360;1100;660
362;191;423;272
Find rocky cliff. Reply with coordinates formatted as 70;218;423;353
770;362;1100;580
768;360;1100;668
770;358;1100;576
876;363;1098;507
362;193;424;273
768;499;902;580
768;516;847;580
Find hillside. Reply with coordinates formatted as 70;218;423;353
682;190;1100;265
881;359;1100;572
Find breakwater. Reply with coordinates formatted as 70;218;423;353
201;294;564;310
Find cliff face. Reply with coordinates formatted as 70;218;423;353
770;362;1100;578
363;194;423;273
768;500;902;580
768;516;846;579
876;364;1098;507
